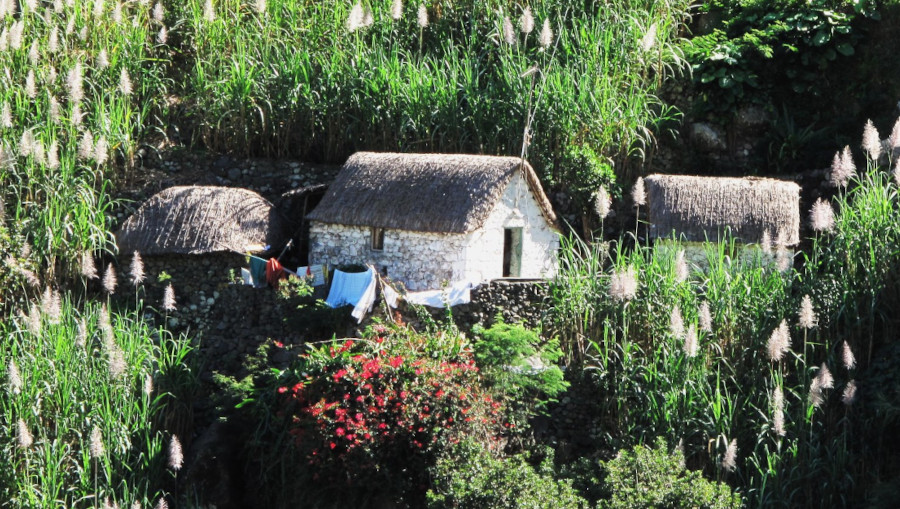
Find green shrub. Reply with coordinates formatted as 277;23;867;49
426;439;587;509
598;438;742;509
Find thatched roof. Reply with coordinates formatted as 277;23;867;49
645;175;800;246
306;152;558;233
116;186;286;255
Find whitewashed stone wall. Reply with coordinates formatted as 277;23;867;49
462;172;559;282
309;171;559;291
309;224;468;291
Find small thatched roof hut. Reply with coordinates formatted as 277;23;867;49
645;175;800;246
306;152;558;233
116;186;286;255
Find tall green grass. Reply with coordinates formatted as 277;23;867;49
0;292;194;507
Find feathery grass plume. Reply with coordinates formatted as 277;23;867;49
10;20;23;49
8;360;22;394
32;140;45;166
24;70;35;98
24;0;37;11
99;304;114;348
132;503;142;509
95;136;109;165
156;26;168;44
49;27;59;52
103;262;117;295
82;251;98;279
889;116;900;155
49;95;60;123
42;286;61;324
632;177;646;207
93;0;105;17
118;68;133;96
683;324;698;357
699;301;712;333
67;61;84;103
842;341;856;370
108;346;126;379
810;198;834;233
776;246;791;273
1;101;11;128
113;2;122;23
21;243;32;259
670;305;685;339
76;318;87;348
766;319;790;362
862;119;882;162
28;41;39;65
895;160;900;187
28;304;42;336
519;6;534;34
203;0;215;22
346;2;364;32
391;0;402;20
20;130;34;157
97;49;109;69
842;380;857;406
641;22;657;52
798;294;816;329
162;283;176;311
168;435;184;470
417;3;427;27
152;2;163;22
817;363;834;389
78;131;94;160
759;230;772;255
47;140;59;169
772;386;786;436
809;377;825;408
129;251;145;285
89;425;105;458
155;498;168;509
17;419;33;449
253;0;265;14
143;374;153;396
502;17;515;45
79;24;89;41
593;186;610;220
362;8;373;27
674;249;688;283
66;16;75;34
0;27;7;51
539;18;552;49
53;0;62;12
722;439;738;472
72;103;84;126
609;266;638;301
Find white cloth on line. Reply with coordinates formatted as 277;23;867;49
405;281;474;308
382;282;400;309
351;270;378;323
241;268;253;286
325;268;375;309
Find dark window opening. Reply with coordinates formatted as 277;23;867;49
371;227;385;251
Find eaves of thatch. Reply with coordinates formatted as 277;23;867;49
115;186;286;255
645;174;800;246
306;152;559;234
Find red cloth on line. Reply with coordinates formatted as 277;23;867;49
266;258;286;287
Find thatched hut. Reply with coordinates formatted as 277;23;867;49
306;152;560;291
645;175;800;245
115;186;286;300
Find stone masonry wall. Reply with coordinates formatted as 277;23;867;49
309;223;468;291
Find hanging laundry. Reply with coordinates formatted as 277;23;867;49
249;256;268;288
381;281;400;309
405;281;475;308
241;268;253;286
308;265;327;286
266;258;287;287
325;267;375;309
351;270;378;323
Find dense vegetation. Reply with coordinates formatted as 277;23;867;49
3;0;900;506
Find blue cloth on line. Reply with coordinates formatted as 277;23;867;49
325;268;375;308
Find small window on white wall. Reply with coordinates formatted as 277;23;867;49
371;227;385;251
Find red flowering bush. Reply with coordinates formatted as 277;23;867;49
274;323;508;502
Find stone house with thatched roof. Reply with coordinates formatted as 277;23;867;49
644;175;800;245
306;152;560;291
116;185;286;304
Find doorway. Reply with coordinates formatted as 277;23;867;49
502;228;522;277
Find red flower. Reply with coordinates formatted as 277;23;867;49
389;356;404;368
277;386;288;394
336;427;346;437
